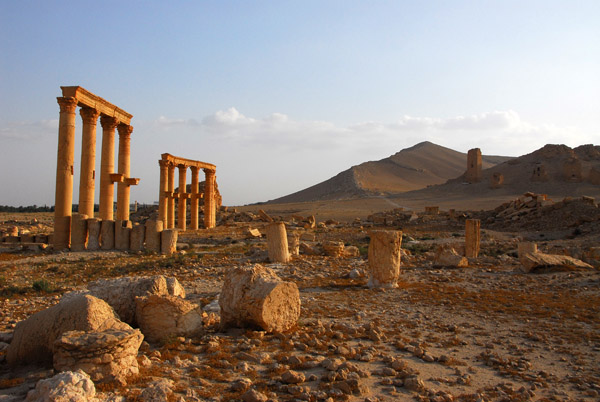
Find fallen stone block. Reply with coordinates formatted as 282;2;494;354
520;252;594;273
433;245;468;268
135;295;203;343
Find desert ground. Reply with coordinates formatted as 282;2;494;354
0;196;599;402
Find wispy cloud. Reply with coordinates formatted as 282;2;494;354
0;119;58;140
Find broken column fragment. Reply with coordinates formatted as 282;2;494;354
368;230;402;288
265;222;290;263
465;219;480;258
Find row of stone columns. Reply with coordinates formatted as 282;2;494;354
54;87;138;250
158;157;216;231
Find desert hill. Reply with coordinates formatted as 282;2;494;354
268;141;511;204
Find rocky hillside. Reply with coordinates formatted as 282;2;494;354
267;142;511;204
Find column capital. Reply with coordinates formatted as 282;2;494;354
117;123;133;137
178;164;188;171
100;115;118;130
203;168;216;176
57;97;78;113
79;107;100;124
159;159;170;168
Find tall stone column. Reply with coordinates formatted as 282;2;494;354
78;107;100;219
54;97;79;250
99;116;118;221
158;160;169;226
177;164;187;231
203;169;216;229
116;124;133;221
190;166;199;230
465;219;481;258
167;164;176;229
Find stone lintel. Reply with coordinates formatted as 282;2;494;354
124;178;140;186
190;194;204;199
61;86;132;125
110;173;124;183
161;153;216;171
178;193;191;199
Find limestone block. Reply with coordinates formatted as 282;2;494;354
265;222;290;263
20;234;35;243
166;277;186;298
518;242;538;265
115;220;132;251
161;228;178;255
323;241;345;257
70;213;88;251
87;276;180;326
520;252;593;273
53;327;143;385
135;295;203;343
130;224;145;252
24;370;96;402
344;245;360;257
258;209;274;222
368;230;402;288
465;219;480;258
246;228;262;239
6;295;129;365
100;220;115;250
219;264;300;332
288;234;300;256
87;218;101;250
35;234;49;244
6;226;18;236
145;220;163;252
433;245;468;268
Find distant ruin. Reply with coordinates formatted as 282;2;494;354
563;157;583;182
53;86;139;249
465;148;482;183
531;163;549;182
158;153;217;230
490;172;504;189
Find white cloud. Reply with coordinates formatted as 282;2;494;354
0;119;58;140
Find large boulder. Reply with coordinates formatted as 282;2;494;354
24;370;96;402
53;328;144;385
219;264;300;333
87;276;184;326
433;245;468;268
520;252;593;273
7;295;129;366
135;295;203;343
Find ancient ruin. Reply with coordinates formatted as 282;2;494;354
158;154;217;230
465;148;482;183
54;86;139;250
490;172;504;188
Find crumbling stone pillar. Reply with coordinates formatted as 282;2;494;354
99;116;118;221
265;222;290;263
130;224;145;252
203;169;216;229
368;230;402;288
490;172;504;189
177;165;187;231
71;214;88;252
190;166;199;230
78;107;100;218
115;220;132;251
145;220;163;252
167;164;176;229
87;218;101;250
289;233;300;256
100;220;115;250
465;219;480;258
54;97;78;250
161;229;178;255
466;148;482;183
158;160;169;226
116;124;133;221
518;242;537;265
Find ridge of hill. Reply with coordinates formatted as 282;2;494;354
267;141;511;204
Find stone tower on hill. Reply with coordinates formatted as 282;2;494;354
466;148;482;183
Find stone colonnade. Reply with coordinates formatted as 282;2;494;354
158;153;217;231
54;86;139;249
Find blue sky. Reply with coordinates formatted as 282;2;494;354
1;1;599;206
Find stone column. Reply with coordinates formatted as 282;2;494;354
368;230;402;288
54;96;78;250
167;164;176;229
518;242;537;265
158;160;169;226
177;164;187;231
78;107;100;219
190;166;199;230
465;219;481;258
265;222;290;263
99;116;118;221
71;214;88;252
161;229;178;255
116;124;133;221
203;169;216;229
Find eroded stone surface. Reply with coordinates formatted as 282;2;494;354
135;295;203;343
24;370;96;402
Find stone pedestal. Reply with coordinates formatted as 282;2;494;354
115;220;132;250
130;224;145;252
368;230;402;288
145;220;163;252
71;214;88;251
87;218;101;250
265;222;290;263
465;219;480;258
161;229;178;255
100;220;115;250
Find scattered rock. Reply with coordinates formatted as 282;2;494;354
24;370;96;402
